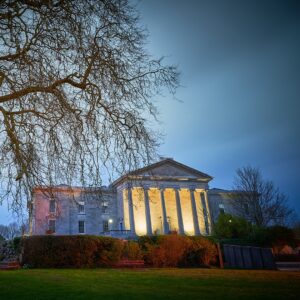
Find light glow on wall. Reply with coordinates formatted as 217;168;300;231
148;188;163;234
132;187;147;235
180;189;195;235
164;189;179;232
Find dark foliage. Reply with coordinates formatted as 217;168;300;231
138;234;218;267
121;240;143;260
21;235;123;268
213;213;252;239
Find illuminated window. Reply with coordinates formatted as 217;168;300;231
103;220;109;232
78;202;85;214
49;219;56;232
49;200;56;213
78;221;85;233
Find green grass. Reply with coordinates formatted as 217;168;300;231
0;268;299;300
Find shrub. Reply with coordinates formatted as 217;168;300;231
139;234;217;267
213;213;252;239
13;236;22;253
182;237;218;267
264;226;297;253
21;235;123;268
121;240;143;260
138;235;159;251
151;235;192;267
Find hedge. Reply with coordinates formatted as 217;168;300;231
20;234;218;268
138;234;218;267
21;235;123;268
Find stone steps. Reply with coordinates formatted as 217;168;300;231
0;261;21;271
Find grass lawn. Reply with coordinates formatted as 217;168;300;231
0;268;299;300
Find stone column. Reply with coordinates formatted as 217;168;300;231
160;188;169;234
204;190;212;234
200;191;209;235
144;187;152;235
127;186;136;235
174;188;184;235
190;188;201;236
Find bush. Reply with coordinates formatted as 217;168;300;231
182;237;218;267
21;235;123;268
151;235;192;267
21;234;218;268
139;234;217;267
121;240;143;260
13;236;22;253
213;213;252;239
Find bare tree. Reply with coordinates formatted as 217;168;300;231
232;166;294;227
0;1;179;214
0;222;21;239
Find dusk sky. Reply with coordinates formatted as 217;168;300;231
0;0;299;223
137;0;300;216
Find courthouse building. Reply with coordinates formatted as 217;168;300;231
31;158;237;237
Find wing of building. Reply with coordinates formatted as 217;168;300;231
30;158;239;237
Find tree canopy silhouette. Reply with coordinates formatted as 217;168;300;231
0;0;179;213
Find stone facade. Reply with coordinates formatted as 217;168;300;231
31;158;237;237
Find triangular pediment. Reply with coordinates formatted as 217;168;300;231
111;158;213;187
130;159;212;179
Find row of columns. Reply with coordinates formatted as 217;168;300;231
126;186;211;236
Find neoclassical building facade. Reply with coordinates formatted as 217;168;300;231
31;158;236;237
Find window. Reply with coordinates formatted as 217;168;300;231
103;220;109;232
78;220;85;233
219;204;225;214
49;200;56;213
78;201;85;214
49;219;56;232
102;202;108;214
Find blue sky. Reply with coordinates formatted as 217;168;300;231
0;0;299;224
137;0;300;217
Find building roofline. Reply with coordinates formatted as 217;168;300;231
111;158;213;187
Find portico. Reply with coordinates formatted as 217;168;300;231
113;158;213;236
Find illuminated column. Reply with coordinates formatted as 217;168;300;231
190;188;201;236
127;186;136;235
174;188;184;235
144;187;152;235
204;190;212;234
200;190;210;235
160;187;169;234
